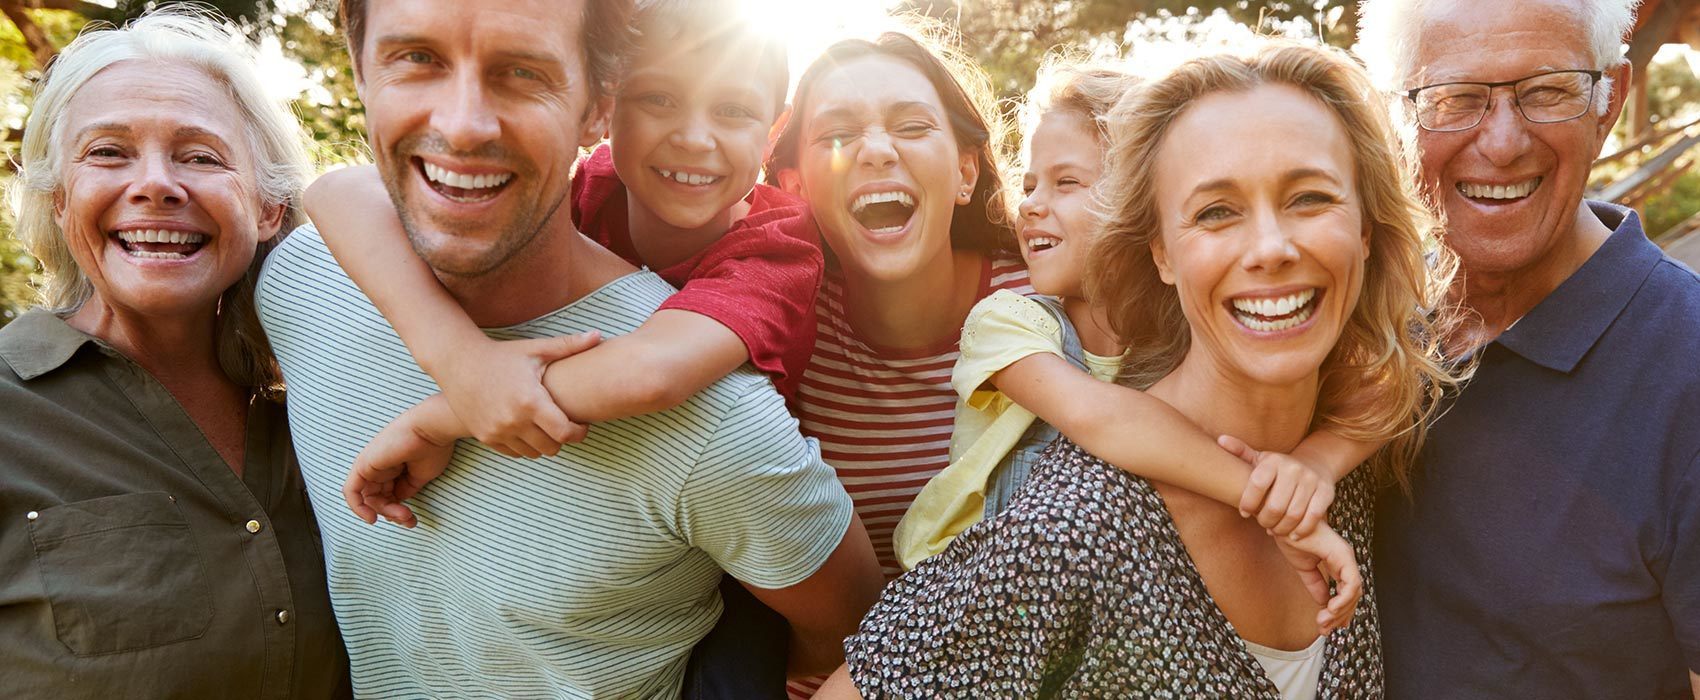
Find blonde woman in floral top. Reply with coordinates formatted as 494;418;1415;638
817;41;1461;700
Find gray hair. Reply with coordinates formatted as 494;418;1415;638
10;5;310;392
1358;0;1639;104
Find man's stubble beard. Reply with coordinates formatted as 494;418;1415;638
379;133;566;280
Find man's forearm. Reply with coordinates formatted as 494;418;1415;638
785;626;849;679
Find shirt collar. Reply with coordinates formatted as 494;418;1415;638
0;309;101;381
1492;201;1663;373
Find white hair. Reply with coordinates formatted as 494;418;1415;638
1357;0;1640;99
8;4;309;393
11;4;309;313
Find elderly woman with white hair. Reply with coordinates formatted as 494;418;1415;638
0;9;348;698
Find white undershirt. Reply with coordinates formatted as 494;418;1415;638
1243;634;1326;700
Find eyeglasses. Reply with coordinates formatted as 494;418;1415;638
1405;69;1602;132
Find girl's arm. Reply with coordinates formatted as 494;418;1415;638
1216;431;1381;537
1292;429;1380;483
991;355;1373;620
989;353;1252;507
994;354;1384;537
1237;380;1388;535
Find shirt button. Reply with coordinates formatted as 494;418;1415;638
245;520;262;534
27;511;38;521
275;609;290;625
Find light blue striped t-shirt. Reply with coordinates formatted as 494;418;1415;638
256;224;853;699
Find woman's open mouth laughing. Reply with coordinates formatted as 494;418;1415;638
1226;287;1324;334
849;188;917;237
112;228;207;261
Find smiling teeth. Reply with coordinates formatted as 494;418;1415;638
117;230;206;245
423;162;513;190
1458;178;1540;200
851;191;915;213
1237;306;1313;332
1230;288;1316;330
656;169;722;186
1027;236;1060;251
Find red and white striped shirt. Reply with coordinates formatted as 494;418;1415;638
787;252;1029;699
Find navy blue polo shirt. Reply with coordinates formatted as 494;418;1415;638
1377;202;1700;698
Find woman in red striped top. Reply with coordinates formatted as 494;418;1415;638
765;32;1028;697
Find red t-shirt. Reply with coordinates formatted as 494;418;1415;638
570;144;823;404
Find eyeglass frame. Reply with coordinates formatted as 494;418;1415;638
1403;69;1604;133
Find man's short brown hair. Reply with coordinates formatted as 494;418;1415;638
338;0;635;97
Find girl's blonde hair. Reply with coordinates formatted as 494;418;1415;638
1087;40;1464;490
1019;51;1141;154
11;7;310;396
1011;51;1143;220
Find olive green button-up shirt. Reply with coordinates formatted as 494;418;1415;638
0;311;349;699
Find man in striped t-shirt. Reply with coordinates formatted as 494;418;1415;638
257;1;879;697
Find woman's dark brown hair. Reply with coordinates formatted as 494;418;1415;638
767;31;1016;255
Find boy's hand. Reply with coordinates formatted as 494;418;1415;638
342;405;457;528
435;332;601;458
1271;523;1362;635
1220;434;1337;538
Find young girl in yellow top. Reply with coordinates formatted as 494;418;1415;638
894;60;1385;609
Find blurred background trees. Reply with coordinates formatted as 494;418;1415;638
0;0;1695;326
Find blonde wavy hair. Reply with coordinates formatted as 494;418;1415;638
1086;41;1464;491
11;7;309;396
1011;52;1142;217
1018;51;1141;156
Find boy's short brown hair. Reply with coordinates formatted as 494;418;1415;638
632;0;789;120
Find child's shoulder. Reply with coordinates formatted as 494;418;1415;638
959;290;1066;360
733;184;817;242
969;289;1054;327
571;143;624;227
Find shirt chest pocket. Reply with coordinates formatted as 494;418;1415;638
27;491;214;656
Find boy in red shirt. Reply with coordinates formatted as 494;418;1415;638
306;1;818;460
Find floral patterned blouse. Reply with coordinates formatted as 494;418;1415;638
843;439;1382;699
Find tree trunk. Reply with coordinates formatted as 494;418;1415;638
1628;0;1694;75
0;1;56;69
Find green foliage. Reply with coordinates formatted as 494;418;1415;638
0;209;37;326
898;0;1357;99
1646;55;1700;131
272;8;366;166
1642;169;1700;241
0;9;90;70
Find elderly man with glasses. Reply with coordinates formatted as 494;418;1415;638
1358;0;1700;697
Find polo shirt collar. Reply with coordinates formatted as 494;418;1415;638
0;309;99;381
1492;201;1663;373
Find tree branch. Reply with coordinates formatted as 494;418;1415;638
1627;0;1692;75
0;1;55;69
22;0;109;15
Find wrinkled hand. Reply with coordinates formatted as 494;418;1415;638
436;332;601;458
342;411;456;528
1220;434;1337;538
1272;523;1362;635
